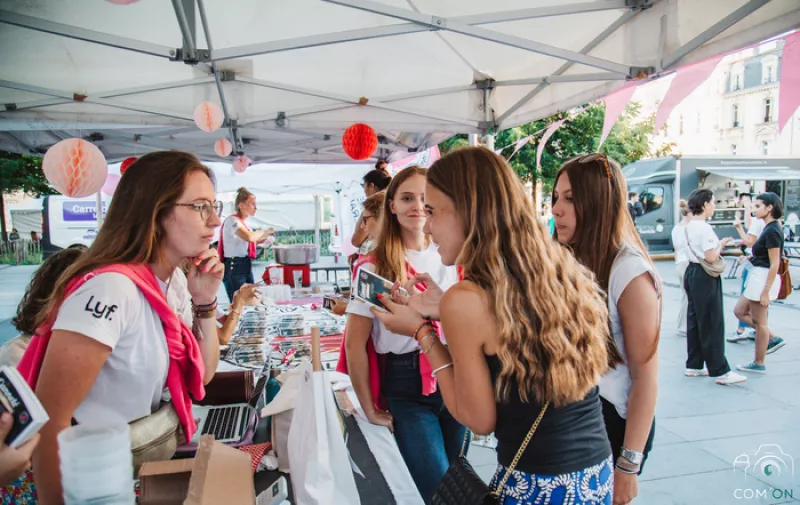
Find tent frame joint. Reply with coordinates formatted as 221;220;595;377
626;0;656;11
475;79;496;90
629;66;656;79
276;112;289;129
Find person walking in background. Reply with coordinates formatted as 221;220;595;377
552;153;659;504
628;192;644;223
734;193;786;373
672;201;692;337
351;162;392;253
219;187;275;302
728;196;762;343
683;188;747;385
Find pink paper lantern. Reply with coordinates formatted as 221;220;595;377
101;173;121;196
214;138;233;157
233;155;251;173
193;102;224;133
43;139;108;198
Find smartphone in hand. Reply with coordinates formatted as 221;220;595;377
355;269;408;311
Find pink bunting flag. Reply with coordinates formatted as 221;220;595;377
537;119;566;170
600;84;637;146
779;31;800;133
509;135;532;160
655;55;723;132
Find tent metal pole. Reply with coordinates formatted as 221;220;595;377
481;87;495;150
0;80;194;121
494;72;627;87
323;0;633;75
171;0;198;59
661;0;773;70
6;77;217;112
468;134;480;147
195;0;240;153
0;10;175;59
496;9;638;126
212;1;630;61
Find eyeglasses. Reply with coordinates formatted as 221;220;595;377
577;152;612;181
175;200;223;220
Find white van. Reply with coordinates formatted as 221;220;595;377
42;195;111;257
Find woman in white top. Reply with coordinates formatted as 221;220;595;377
219;187;274;302
551;153;659;505
345;166;461;502
683;188;747;386
29;151;224;504
671;200;692;336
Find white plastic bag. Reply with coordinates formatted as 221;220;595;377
287;360;360;505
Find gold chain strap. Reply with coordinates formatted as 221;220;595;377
491;401;549;498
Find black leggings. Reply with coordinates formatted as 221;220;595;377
600;397;655;475
684;263;731;377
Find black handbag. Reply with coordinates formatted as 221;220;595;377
431;402;549;505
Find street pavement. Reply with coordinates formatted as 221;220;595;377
0;260;797;504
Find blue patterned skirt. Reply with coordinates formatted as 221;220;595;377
489;455;614;505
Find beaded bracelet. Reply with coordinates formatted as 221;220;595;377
418;331;437;354
413;322;433;342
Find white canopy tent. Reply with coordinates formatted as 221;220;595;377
0;0;798;163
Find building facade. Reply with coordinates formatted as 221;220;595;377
635;38;799;157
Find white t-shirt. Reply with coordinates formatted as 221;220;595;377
346;244;459;355
52;272;172;425
671;223;689;264
685;220;719;263
599;244;660;419
222;215;253;258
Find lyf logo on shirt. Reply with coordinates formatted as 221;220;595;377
84;296;118;320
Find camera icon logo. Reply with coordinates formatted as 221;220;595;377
733;444;794;479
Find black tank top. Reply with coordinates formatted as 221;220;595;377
486;354;611;475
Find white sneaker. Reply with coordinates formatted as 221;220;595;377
685;368;709;377
715;371;747;385
727;331;750;343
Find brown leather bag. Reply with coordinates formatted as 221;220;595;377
778;257;792;300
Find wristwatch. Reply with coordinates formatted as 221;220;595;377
620;448;644;466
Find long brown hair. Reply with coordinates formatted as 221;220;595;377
14;245;87;335
553;154;660;366
373;165;429;283
427;147;609;407
36;151;215;327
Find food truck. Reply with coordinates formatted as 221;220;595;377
621;156;800;253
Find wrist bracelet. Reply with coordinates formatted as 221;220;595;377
194;308;216;319
414;322;433;342
419;332;438;354
192;298;217;311
615;462;640;475
431;362;453;378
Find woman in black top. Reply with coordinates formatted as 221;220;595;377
374;147;613;504
733;192;785;373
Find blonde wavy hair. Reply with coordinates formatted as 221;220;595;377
373;165;429;283
427;147;609;407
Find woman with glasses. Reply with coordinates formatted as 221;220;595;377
219;187;275;302
19;151;224;503
552;153;659;505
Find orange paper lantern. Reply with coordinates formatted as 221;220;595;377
120;157;137;174
214;138;233;157
43;139;108;198
233;155;251;173
193;102;224;133
342;123;378;161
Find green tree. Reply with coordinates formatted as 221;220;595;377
439;102;675;198
0;152;55;240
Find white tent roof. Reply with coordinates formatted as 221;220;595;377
0;0;798;163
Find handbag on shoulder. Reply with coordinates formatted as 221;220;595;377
777;257;792;300
431;402;549;505
684;227;726;278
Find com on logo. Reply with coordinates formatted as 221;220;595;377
733;444;794;479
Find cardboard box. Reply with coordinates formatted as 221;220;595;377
139;436;256;505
